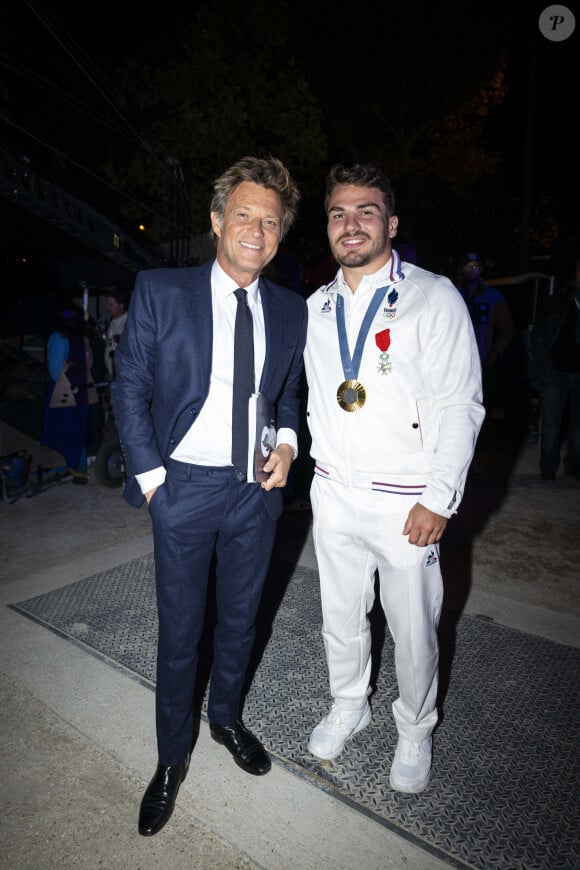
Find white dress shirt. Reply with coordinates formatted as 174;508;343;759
136;260;296;494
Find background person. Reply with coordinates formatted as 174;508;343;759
111;155;306;837
456;251;514;425
104;287;130;381
529;256;580;481
41;304;99;484
303;163;484;794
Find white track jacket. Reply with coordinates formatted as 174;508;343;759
304;253;485;518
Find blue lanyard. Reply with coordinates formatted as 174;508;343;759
335;285;390;380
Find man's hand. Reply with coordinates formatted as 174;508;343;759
260;444;294;491
403;503;447;547
145;487;158;504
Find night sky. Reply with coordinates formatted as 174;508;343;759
2;0;578;278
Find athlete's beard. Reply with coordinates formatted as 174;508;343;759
335;248;374;268
332;229;390;269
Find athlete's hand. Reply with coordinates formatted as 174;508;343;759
403;503;447;547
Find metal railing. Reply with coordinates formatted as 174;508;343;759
0;145;163;274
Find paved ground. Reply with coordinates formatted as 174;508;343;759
1;379;579;869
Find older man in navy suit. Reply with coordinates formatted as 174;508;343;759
111;156;307;837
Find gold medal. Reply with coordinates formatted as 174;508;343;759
337;379;366;412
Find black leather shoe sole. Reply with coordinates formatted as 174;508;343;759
138;756;190;836
210;720;271;776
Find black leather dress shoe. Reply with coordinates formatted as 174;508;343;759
210;720;271;776
138;755;190;836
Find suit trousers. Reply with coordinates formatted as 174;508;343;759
311;475;443;742
148;458;279;764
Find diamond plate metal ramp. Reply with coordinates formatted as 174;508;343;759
11;555;580;870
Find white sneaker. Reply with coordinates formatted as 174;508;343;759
308;702;372;760
389;735;432;793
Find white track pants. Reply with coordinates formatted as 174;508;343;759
311;475;443;741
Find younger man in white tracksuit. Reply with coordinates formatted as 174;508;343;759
304;163;485;793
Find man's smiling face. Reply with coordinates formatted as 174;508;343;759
326;183;398;273
211;180;283;286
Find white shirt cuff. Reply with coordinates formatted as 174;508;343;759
276;427;298;461
135;466;167;495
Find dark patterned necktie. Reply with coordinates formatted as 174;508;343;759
231;288;254;477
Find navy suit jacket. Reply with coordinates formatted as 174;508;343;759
111;258;308;508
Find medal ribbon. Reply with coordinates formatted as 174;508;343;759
375;329;391;352
336;285;390;379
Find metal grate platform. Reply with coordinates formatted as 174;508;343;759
11;555;580;870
